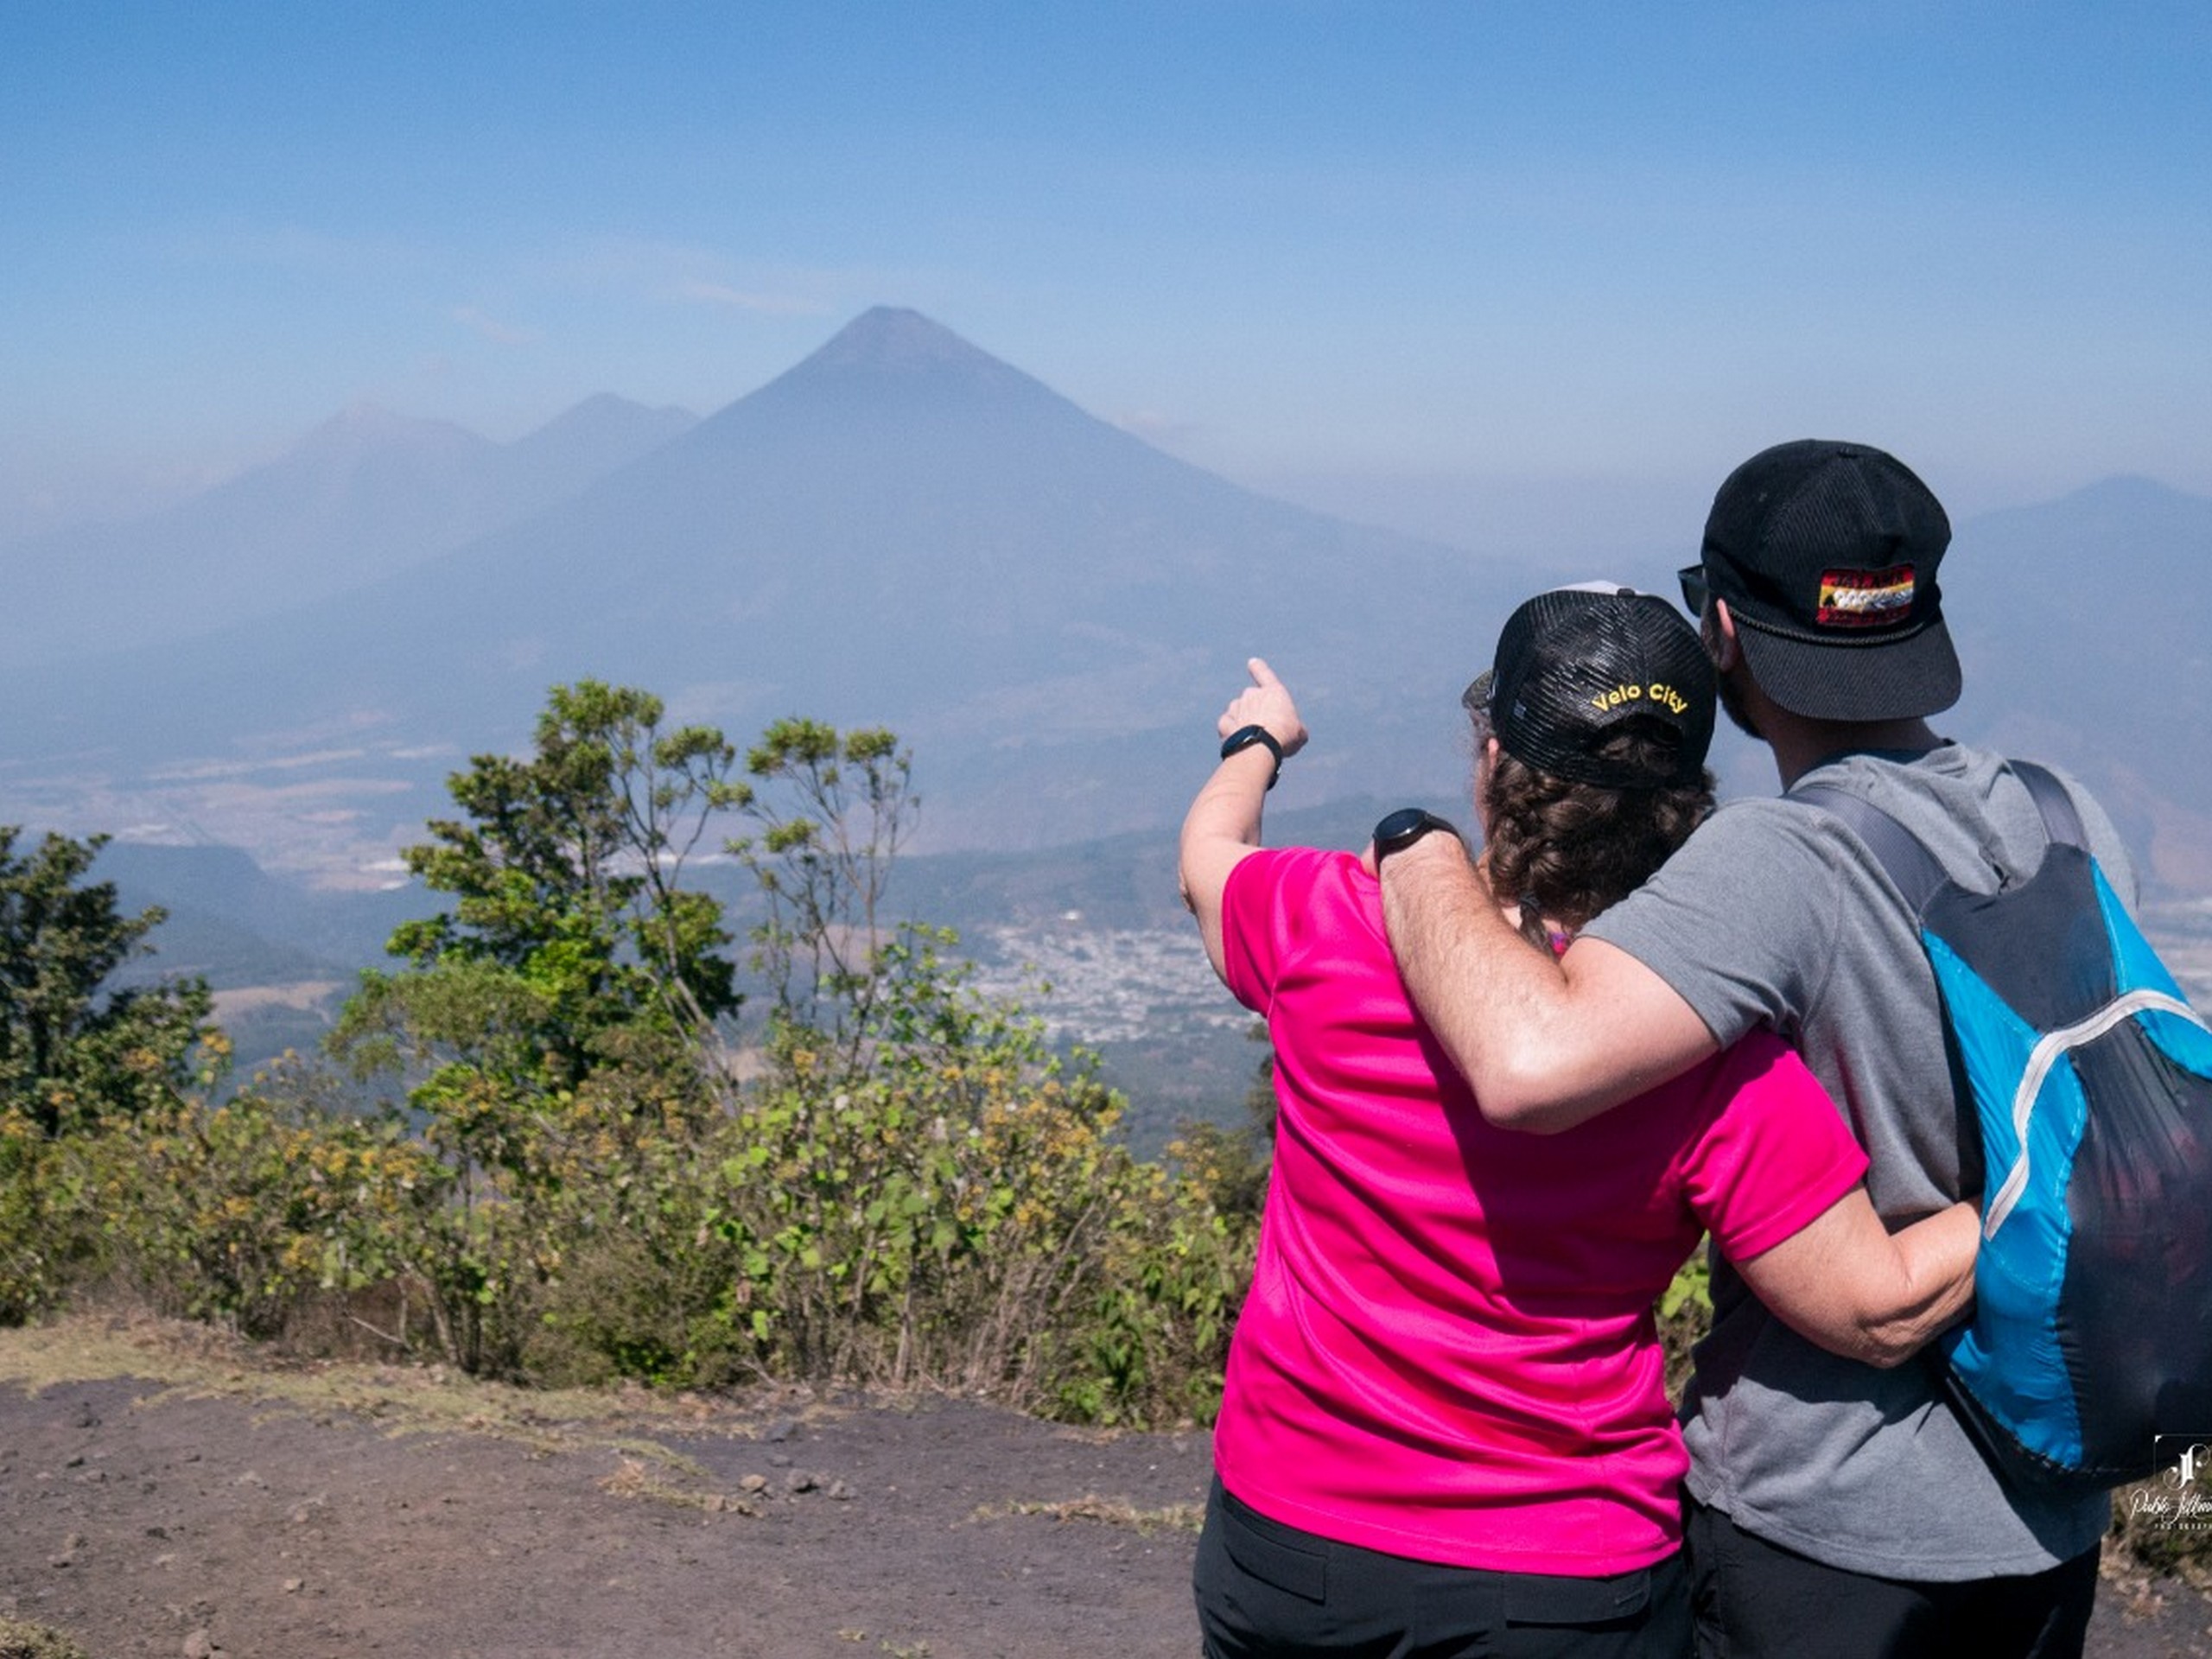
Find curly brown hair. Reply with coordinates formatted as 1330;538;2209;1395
1479;719;1715;950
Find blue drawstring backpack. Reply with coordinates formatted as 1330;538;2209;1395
1793;761;2212;1494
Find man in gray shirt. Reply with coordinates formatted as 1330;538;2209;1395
1374;441;2122;1657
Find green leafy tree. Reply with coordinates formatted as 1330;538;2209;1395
0;827;213;1135
365;680;745;1082
0;826;215;1321
327;682;750;1373
728;718;918;1071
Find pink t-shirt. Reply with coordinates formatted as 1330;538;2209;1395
1213;846;1868;1575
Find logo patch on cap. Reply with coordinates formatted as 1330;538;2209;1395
1816;564;1916;630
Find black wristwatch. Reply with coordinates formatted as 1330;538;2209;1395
1219;723;1286;789
1372;807;1460;861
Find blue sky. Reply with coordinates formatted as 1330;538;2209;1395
3;2;2207;553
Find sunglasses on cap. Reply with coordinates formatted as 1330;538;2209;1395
1676;563;1709;619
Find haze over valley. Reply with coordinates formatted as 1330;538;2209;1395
8;308;2209;1128
10;308;2211;881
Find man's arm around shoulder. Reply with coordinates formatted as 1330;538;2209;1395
1378;832;1719;1132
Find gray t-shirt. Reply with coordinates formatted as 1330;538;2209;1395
1583;742;2133;1580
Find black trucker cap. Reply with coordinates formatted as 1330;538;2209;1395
1692;439;1961;721
1465;584;1715;789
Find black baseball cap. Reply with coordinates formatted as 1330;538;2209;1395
1688;439;1960;721
1465;583;1715;789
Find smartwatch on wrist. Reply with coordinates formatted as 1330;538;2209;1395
1371;807;1460;861
1218;723;1285;789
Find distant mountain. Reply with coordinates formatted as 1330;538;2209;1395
495;394;702;514
0;395;698;666
99;842;435;979
3;310;2209;896
0;308;1537;877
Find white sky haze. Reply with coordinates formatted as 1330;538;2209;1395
3;2;2207;553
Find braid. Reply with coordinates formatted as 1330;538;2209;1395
1482;721;1714;946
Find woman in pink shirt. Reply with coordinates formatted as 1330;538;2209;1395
1179;588;1978;1658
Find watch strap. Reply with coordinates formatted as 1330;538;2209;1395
1219;724;1285;789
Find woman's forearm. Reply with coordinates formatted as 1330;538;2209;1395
1179;659;1306;985
1734;1188;1979;1369
1179;746;1277;981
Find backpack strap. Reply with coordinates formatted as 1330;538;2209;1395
1786;779;1950;918
1789;760;2082;916
2009;760;2087;851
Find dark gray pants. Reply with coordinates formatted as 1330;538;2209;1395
1192;1478;1691;1658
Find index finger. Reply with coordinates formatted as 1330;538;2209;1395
1247;656;1283;690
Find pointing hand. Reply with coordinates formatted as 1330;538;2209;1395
1217;657;1307;755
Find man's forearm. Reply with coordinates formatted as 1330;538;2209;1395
1377;833;1584;1128
1379;832;1715;1130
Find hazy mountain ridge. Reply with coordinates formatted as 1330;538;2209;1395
3;306;2209;903
0;393;698;667
0;308;1540;877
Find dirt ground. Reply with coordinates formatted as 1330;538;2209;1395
1;1319;2207;1659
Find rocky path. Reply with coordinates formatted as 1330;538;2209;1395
0;1322;2204;1658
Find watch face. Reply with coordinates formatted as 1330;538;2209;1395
1374;807;1451;853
